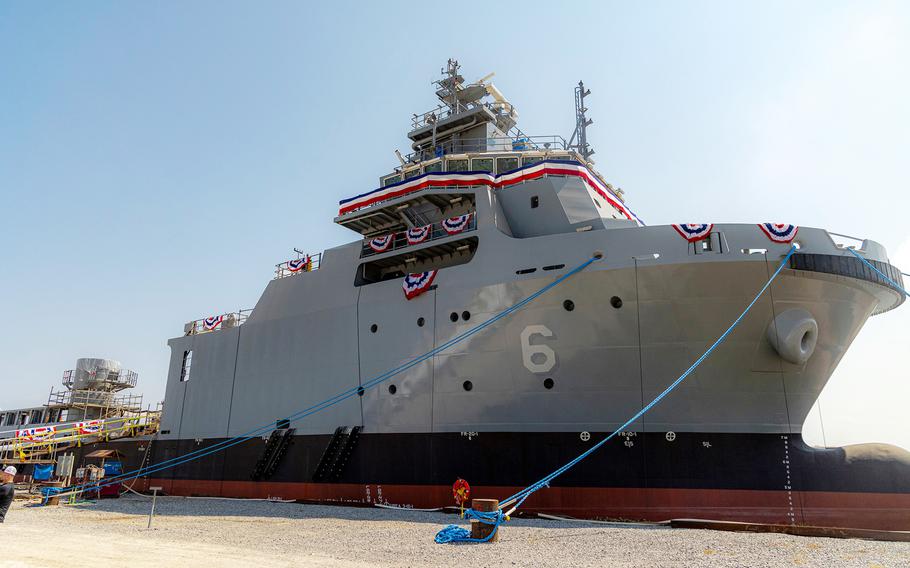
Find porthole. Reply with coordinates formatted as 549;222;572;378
370;323;378;333
388;384;397;395
610;296;623;309
357;386;365;397
417;317;425;327
563;300;575;312
461;311;471;321
450;312;459;322
463;380;473;392
543;378;554;390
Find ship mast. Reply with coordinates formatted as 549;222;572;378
568;81;594;162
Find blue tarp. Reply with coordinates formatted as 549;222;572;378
33;464;53;481
103;461;122;476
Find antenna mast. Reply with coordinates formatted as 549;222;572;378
568;81;594;162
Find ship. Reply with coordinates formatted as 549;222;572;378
16;60;910;530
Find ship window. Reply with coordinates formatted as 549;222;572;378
522;156;543;167
423;160;443;173
383;174;401;187
531;196;539;209
446;158;469;172
471;157;494;172
404;168;420;180
180;350;193;382
496;157;519;173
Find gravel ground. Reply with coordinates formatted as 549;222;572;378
1;496;908;567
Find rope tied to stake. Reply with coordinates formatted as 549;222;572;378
434;509;505;544
435;245;798;544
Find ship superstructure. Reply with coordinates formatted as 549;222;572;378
55;61;909;530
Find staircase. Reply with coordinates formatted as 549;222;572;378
312;426;361;482
250;428;295;481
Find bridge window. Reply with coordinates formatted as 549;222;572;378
382;174;401;187
496;156;519;173
471;157;493;172
446;158;469;172
180;350;193;382
423;160;443;173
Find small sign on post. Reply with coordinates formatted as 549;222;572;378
147;486;163;529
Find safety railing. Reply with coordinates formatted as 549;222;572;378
184;309;252;336
360;215;477;258
0;412;161;462
401;135;570;165
274;252;323;279
62;368;138;390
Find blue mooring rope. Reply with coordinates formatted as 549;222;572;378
846;247;909;296
49;255;602;500
434;245;797;544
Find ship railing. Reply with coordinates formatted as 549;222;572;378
360;215;477;258
184;309;252;336
274;251;322;279
410;99;523;131
401;135;570;164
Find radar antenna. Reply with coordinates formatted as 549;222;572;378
568;81;595;162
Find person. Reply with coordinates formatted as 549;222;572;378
0;466;16;523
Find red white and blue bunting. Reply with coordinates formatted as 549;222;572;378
442;213;473;235
288;255;310;272
16;426;56;441
406;225;432;245
369;234;394;253
77;420;104;435
338;159;644;225
672;224;714;243
758;223;799;243
402;270;437;300
203;315;224;331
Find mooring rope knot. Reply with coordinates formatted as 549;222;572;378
434;508;506;544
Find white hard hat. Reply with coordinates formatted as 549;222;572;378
3;465;16;476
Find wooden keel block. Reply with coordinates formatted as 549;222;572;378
470;498;500;543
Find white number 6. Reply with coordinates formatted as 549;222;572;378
521;325;556;373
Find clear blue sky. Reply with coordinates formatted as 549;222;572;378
1;1;908;448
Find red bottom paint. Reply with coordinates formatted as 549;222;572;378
143;478;910;531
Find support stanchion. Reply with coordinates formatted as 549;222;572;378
147;486;161;529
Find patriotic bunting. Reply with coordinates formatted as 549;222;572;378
758;223;799;243
672;224;714;243
406;225;432;245
203;315;224;331
338;159;644;226
442;213;473;235
288;255;310;272
77;420;104;435
369;234;394;253
16;426;56;442
403;270;437;300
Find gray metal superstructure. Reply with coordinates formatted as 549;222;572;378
146;61;909;530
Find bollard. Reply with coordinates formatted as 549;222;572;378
147;486;162;529
469;498;500;542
